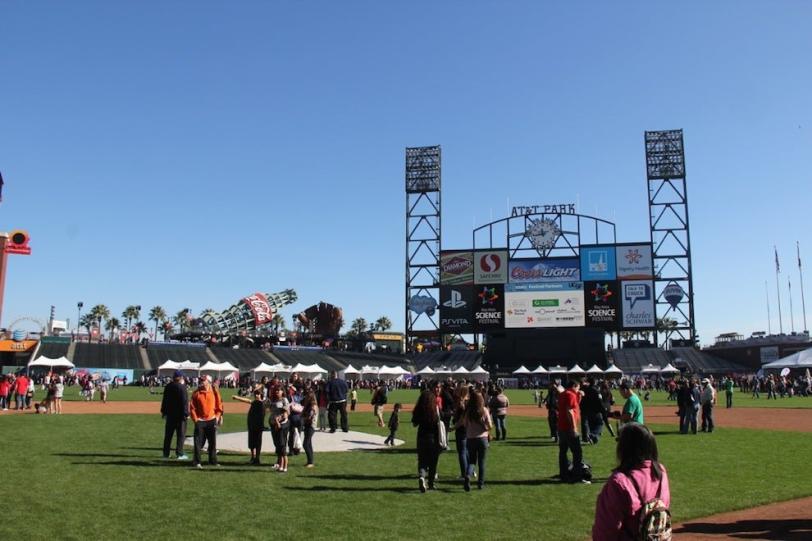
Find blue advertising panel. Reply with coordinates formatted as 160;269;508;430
508;257;580;283
580;245;617;281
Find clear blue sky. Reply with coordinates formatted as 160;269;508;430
1;1;810;344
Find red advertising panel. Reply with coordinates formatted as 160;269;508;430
242;293;275;326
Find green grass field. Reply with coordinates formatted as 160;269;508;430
45;384;812;409
1;408;810;540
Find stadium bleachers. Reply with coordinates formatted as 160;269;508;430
73;343;143;369
35;342;70;360
670;347;746;373
145;346;211;368
209;347;275;370
611;347;746;374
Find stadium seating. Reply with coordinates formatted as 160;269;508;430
35;342;70;360
145;346;211;368
73;343;143;369
208;347;275;370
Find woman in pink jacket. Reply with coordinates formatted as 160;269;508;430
592;423;670;540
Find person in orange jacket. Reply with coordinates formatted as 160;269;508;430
190;375;224;468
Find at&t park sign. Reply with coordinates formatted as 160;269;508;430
511;203;576;217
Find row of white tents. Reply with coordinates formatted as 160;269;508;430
511;363;680;376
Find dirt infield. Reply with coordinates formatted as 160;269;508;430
674;496;812;540
9;402;812;433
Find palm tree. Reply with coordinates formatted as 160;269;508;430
161;320;174;340
79;314;95;341
133;321;147;341
375;316;392;332
89;304;111;342
349;317;368;336
149;306;167;341
271;314;285;334
174;308;191;333
121;305;141;331
105;317;120;341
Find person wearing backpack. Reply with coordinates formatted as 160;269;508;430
592;422;671;540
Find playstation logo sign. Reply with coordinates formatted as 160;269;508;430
443;290;467;309
474;250;508;284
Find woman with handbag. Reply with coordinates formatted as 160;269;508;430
411;388;443;493
269;387;291;473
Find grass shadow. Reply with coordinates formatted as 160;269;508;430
307;473;414;481
674;519;812;540
283;485;420;494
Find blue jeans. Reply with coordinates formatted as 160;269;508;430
455;427;468;478
558;430;584;480
585;414;603;443
0;395;7;409
686;407;698;433
466;437;488;487
16;393;25;410
494;415;507;440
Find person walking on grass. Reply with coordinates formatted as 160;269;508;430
301;390;318;468
546;382;560;442
268;386;291;472
190;375;223;469
160;370;190;460
592;423;671;540
618;382;644;425
326;371;349;433
383;403;401;446
557;380;590;484
0;376;10;411
412;389;442;492
724;377;734;409
232;386;268;465
350;387;358;411
460;390;492;491
451;385;470;479
371;384;387;428
700;378;716;433
489;386;509;441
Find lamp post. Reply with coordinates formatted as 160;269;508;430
77;302;83;342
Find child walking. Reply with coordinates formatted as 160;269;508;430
383;403;401;446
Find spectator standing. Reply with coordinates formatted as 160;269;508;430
592;423;671;540
557;380;589;484
545;382;560;442
301;390;318;468
383;403;401;446
350;388;358;411
619;382;644;425
161;370;190;460
412;389;442;492
269;387;291;472
190;375;223;469
462;391;492;491
451;385;470;479
325;371;349;433
0;376;10;411
700;378;716;433
724;377;734;408
14;374;29;410
489;387;509;441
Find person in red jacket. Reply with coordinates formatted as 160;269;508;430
14;374;29;410
557;379;589;483
190;375;224;468
0;376;10;411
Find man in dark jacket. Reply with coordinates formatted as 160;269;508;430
325;371;349;433
161;370;189;460
579;378;605;444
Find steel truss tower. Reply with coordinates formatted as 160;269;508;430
405;146;442;350
645;130;696;346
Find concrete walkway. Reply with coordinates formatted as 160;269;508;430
186;429;403;454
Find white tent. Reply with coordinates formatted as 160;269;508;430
469;366;490;381
28;356;75;369
641;364;661;374
512;365;531;375
531;365;549;374
395;366;413;376
156;360;180;374
568;364;586;375
342;365;360;375
451;366;470;379
377;365;401;376
360;365;379;379
415;366;435;375
273;364;294;375
762;347;812;370
434;366;453;375
177;361;201;375
586;364;604;374
252;362;277;376
200;361;239;379
604;364;624;377
659;363;680;374
548;365;568;374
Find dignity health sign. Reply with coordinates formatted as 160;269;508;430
508;257;580;284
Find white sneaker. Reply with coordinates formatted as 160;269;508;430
272;464;280;470
177;455;189;461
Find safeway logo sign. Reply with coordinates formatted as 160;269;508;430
443;290;467;309
474;250;508;284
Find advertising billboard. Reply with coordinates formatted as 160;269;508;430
474;250;509;284
580;245;617;281
620;280;655;328
616;244;654;280
584;280;620;330
473;284;504;330
440;251;474;285
505;282;585;328
439;285;475;333
508;257;580;284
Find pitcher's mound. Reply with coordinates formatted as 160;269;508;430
186;429;404;454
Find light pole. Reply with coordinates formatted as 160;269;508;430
77;302;83;341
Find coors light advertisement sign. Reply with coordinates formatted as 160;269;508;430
440;251;474;285
584;280;620;331
242;293;275;326
474;284;504;330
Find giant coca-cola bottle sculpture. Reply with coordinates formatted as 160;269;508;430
201;289;297;333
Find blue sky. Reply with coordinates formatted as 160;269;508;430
1;1;810;344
